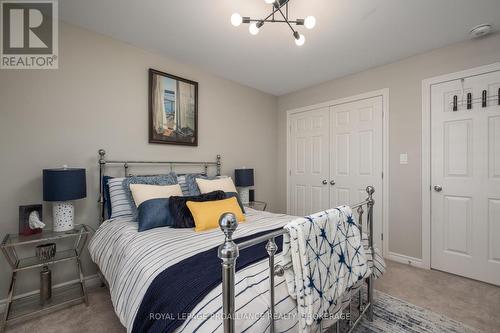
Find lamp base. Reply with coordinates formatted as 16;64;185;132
238;187;250;205
52;201;74;232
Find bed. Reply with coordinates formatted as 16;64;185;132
89;149;382;333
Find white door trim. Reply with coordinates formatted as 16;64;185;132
286;88;390;256
421;62;500;269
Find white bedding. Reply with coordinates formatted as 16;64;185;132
88;208;371;332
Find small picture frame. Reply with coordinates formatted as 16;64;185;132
19;204;43;236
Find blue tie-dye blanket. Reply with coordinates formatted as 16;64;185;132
282;206;371;332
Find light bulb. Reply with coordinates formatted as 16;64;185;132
304;16;316;29
249;23;260;35
295;34;305;46
231;13;242;27
264;0;276;3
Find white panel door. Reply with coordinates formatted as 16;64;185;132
330;97;383;250
289;108;330;216
431;70;500;285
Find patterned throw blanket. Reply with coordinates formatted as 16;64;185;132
282;206;371;332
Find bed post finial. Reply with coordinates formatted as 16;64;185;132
366;186;375;203
218;212;238;333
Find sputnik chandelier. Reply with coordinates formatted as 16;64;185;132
230;0;316;46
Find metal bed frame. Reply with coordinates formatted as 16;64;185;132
218;186;376;333
95;149;375;332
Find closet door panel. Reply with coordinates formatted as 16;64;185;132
289;108;330;216
329;97;383;250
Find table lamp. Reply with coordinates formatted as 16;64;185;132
43;167;86;232
234;168;254;204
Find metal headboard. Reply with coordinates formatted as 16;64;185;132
97;149;221;223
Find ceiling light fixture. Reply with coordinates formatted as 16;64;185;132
231;13;243;27
231;0;315;46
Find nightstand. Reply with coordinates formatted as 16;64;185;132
245;200;267;211
0;224;90;332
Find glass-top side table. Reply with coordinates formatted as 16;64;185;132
1;224;90;332
245;200;268;211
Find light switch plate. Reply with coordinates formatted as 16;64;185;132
400;153;408;164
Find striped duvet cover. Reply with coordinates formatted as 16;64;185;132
88;208;382;332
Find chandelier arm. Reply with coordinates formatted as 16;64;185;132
261;5;282;23
247;19;302;24
276;5;296;34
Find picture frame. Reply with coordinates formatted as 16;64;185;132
19;204;43;236
149;68;198;146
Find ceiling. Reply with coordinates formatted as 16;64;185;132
59;0;500;96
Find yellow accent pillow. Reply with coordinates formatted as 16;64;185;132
186;197;245;232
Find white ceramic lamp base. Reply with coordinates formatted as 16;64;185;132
52;201;74;232
238;187;250;205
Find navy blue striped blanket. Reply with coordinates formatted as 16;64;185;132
132;229;283;333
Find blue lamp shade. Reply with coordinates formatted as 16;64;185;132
234;168;254;187
43;168;87;202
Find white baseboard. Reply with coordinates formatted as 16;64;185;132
0;274;101;314
386;251;426;269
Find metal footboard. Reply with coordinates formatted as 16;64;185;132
218;186;376;333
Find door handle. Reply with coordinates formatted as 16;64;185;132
433;185;442;192
322;180;328;185
330;180;336;185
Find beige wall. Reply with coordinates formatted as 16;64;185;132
277;33;500;259
0;23;279;296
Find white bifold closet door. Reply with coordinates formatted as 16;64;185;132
289;96;383;250
431;70;500;286
330;97;383;249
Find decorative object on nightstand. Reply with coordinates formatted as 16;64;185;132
19;204;44;236
245;200;268;211
234;168;254;205
0;225;90;332
43;167;87;232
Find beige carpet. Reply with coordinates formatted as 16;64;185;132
5;260;500;332
375;260;500;333
5;288;125;333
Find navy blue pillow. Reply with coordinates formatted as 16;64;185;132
225;192;245;213
137;198;174;232
103;176;113;219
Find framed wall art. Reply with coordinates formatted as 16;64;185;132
149;68;198;146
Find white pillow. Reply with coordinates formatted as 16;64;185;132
129;183;183;206
196;177;237;194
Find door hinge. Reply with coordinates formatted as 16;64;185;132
381;233;384;241
381;172;383;179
